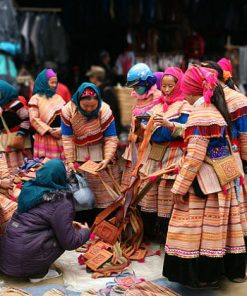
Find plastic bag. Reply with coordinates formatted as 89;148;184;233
68;173;95;210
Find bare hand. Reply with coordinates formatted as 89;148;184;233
173;193;185;205
50;128;62;139
73;221;89;230
153;114;173;129
0;178;13;189
67;162;76;172
0;107;3;117
96;159;110;171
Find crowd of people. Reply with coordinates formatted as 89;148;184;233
0;57;247;289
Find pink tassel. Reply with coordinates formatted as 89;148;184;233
74;162;79;170
155;250;161;256
90;233;95;241
16;183;22;189
140;278;145;282
84;156;90;162
78;254;85;265
138;258;145;263
149;176;158;183
173;167;179;174
240;175;245;186
222;185;228;195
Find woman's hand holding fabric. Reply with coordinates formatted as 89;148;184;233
96;159;110;171
73;221;89;230
49;128;62;139
0;178;13;189
153;114;173;129
67;162;76;172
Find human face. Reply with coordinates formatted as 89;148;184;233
79;97;98;113
161;75;176;96
48;77;58;90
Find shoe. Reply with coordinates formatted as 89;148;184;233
229;271;247;283
185;281;220;290
29;269;62;283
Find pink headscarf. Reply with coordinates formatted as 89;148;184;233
181;65;218;104
161;67;185;112
217;58;232;74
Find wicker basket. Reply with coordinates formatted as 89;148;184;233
114;86;136;127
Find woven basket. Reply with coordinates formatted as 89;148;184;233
114;86;136;126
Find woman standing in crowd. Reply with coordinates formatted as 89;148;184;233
0;159;90;282
28;68;65;160
121;63;161;190
163;65;246;288
61;82;119;213
201;60;247;243
139;67;192;242
0;80;31;172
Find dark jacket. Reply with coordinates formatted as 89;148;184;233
99;83;123;134
0;190;90;278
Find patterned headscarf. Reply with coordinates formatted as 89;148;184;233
72;82;102;119
161;67;185;111
0;80;18;107
32;68;57;98
181;65;218;104
18;159;67;214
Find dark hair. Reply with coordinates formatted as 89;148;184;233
201;60;237;91
211;84;233;140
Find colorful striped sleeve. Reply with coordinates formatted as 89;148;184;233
172;136;209;195
61;105;75;163
28;96;50;135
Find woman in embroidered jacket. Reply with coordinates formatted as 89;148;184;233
163;65;246;288
121;63;161;191
61;82;119;209
0;80;31;172
28;68;65;160
139;67;192;242
201;60;247;243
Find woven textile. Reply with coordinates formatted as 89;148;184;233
165;189;246;258
33;134;64;160
0;193;17;235
224;86;247;121
83;161;120;208
184;103;226;142
124;281;180;296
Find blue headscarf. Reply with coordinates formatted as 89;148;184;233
72;82;102;119
32;68;57;98
18;159;68;214
0;80;18;107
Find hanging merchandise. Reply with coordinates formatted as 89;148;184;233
17;8;68;66
0;0;21;56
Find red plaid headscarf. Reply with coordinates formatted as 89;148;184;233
181;65;218;104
